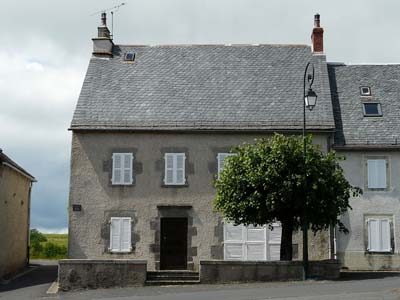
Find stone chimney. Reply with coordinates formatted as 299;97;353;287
92;12;113;57
311;13;324;53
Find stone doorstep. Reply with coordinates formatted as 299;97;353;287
146;270;200;286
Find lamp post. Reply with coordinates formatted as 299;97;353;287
302;62;317;280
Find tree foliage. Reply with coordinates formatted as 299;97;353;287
214;134;362;260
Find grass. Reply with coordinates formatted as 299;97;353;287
30;233;68;260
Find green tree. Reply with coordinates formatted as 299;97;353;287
214;134;361;260
30;229;47;244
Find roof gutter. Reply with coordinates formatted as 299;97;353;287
333;144;400;151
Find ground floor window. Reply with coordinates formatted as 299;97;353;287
223;222;281;261
367;217;393;253
109;217;132;253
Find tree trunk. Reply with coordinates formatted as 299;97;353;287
280;220;294;261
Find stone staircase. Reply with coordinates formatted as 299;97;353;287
146;270;200;285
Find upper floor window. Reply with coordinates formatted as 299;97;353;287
367;217;392;252
111;153;133;185
367;158;387;190
363;103;382;117
109;217;132;253
217;153;236;177
360;86;371;96
164;153;186;185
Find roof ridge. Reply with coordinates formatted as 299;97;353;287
116;43;310;48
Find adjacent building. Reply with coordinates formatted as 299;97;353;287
329;64;400;270
0;149;35;278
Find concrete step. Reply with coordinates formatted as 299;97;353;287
145;280;200;286
146;271;200;285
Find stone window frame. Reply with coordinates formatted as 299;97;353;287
363;155;390;192
363;214;395;255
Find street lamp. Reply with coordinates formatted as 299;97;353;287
302;62;317;280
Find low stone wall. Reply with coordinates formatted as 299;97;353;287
58;259;147;291
199;260;340;283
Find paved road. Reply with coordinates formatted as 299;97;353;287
1;263;400;300
0;260;58;300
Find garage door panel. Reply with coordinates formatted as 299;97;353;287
225;243;244;260
247;243;265;260
247;227;265;242
225;224;243;241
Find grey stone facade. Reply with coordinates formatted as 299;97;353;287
68;131;332;270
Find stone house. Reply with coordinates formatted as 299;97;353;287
0;149;35;279
68;14;334;271
329;64;400;270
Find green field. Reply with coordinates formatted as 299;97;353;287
30;233;68;260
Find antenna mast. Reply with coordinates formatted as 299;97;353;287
91;2;127;40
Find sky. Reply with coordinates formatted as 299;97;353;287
1;0;400;233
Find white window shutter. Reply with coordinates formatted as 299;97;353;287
217;153;236;176
112;154;123;184
176;154;185;184
225;244;244;260
164;154;174;184
376;160;387;188
123;154;133;184
121;218;132;252
380;219;391;252
368;218;380;251
368;159;386;189
110;218;122;252
164;153;185;185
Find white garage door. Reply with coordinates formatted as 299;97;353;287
224;222;282;261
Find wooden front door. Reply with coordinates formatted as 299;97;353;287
160;218;188;270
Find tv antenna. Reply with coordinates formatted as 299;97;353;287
91;2;127;39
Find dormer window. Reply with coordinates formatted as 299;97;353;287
124;52;135;62
363;103;382;117
360;86;371;96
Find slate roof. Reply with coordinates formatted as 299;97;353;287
71;45;335;131
0;149;35;181
328;63;400;147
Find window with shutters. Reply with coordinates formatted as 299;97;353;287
367;217;392;253
223;222;282;261
366;158;388;190
111;153;134;185
164;153;186;185
109;217;132;253
217;153;236;178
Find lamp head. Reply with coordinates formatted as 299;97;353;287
305;88;317;111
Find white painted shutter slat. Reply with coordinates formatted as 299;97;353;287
376;160;387;189
269;245;281;261
368;159;386;188
121;218;132;251
176;154;185;184
112;154;123;184
368;219;380;251
110;218;121;251
380;219;391;252
165;154;174;184
123;154;133;184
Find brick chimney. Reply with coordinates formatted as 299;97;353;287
311;14;324;53
92;12;113;57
